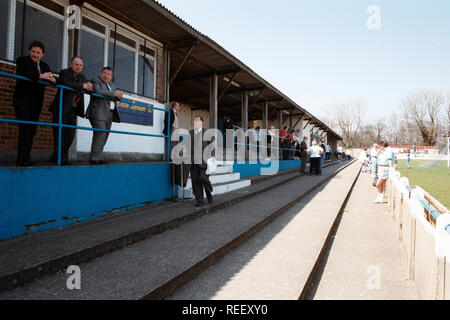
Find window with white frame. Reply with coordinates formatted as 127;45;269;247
0;1;9;60
80;8;158;99
3;0;69;71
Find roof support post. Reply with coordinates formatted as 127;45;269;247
278;109;283;130
263;100;269;129
209;73;218;129
165;50;171;102
241;90;248;130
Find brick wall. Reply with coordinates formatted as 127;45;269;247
155;48;165;103
0;61;55;154
0;52;166;158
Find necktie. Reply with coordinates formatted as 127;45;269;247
36;62;41;74
74;74;82;104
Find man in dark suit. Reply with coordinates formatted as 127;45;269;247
85;67;122;165
189;116;215;207
299;136;308;173
49;56;93;165
163;101;180;137
13;41;56;166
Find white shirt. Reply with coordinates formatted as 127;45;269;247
106;84;115;110
370;148;378;158
379;148;392;166
173;109;179;129
337;146;344;153
358;151;368;163
308;145;323;158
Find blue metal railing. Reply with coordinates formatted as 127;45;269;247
0;71;170;165
399;171;449;234
403;179;444;225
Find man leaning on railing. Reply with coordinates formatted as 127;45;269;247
13;41;56;167
85;67;123;165
48;56;93;165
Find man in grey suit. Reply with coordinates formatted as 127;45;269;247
85;67;123;165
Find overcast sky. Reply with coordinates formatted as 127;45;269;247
158;0;450;122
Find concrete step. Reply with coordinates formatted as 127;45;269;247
167;162;361;300
0;160;356;299
184;172;241;189
0;160;341;293
210;165;233;175
178;179;252;199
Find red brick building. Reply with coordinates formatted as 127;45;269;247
0;0;341;164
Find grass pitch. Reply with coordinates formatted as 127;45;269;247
396;159;450;209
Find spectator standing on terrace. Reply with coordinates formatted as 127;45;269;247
279;126;289;160
358;147;369;173
163;102;180;138
320;140;326;166
49;56;93;165
85;67;122;165
299;136;308;173
163;101;181;161
325;143;331;161
308;140;324;175
288;129;297;160
373;141;393;203
190;116;214;207
267;125;276;158
337;144;344;162
369;143;378;177
13;41;56;166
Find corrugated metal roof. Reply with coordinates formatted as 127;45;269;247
92;0;342;139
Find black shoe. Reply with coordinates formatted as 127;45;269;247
195;201;204;207
207;196;213;204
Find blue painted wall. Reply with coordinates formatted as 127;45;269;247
0;163;172;240
233;160;301;178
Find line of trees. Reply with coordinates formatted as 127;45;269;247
324;90;450;148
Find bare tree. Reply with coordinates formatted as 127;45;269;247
374;117;386;142
446;91;450;137
400;90;444;146
327;101;365;148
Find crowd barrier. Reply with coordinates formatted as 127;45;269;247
386;167;450;299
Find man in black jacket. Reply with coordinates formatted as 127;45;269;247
49;56;93;165
163;102;180;137
13;41;56;166
299;136;308;173
189;116;215;207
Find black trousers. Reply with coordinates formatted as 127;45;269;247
15;107;41;164
51;109;77;163
310;157;321;175
300;156;307;173
190;164;213;201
